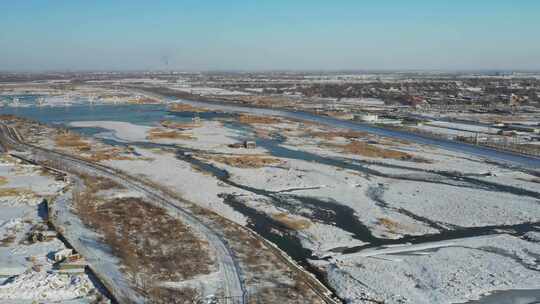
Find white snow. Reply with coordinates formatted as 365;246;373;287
0;155;106;303
0;271;96;301
320;234;540;304
427;121;499;134
69;121;151;142
170;86;251;96
105;148;248;225
32;99;540;304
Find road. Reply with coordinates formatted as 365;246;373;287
0;124;247;304
166;98;540;169
1;122;344;304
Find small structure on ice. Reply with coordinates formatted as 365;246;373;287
57;259;88;274
30;230;57;243
228;140;257;149
54;249;73;262
177;150;193;158
244;140;256;149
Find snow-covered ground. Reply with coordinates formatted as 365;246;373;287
381;179;540;228
70;121;151;142
50;185;144;303
104;147;248;225
169;86;251;96
318;234;540;304
30;104;540;303
0;155;107;303
414;124;477;138
427;121;500;134
69;120;268;154
339;98;385;106
68;113;540;246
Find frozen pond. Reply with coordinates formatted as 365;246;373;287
464;289;540;304
0;103;169;126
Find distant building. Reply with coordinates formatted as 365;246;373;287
405;96;426;107
356;114;378;123
507;124;540;134
498;130;518;136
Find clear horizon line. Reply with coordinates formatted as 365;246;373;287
1;68;540;74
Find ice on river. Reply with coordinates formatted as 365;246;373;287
318;234;540;304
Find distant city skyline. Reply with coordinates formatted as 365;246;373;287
1;0;539;71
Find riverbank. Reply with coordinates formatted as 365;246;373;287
3;99;540;303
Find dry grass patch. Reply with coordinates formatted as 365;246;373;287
308;130;367;140
200;154;281;168
85;149;134;162
54;132;91;151
342;141;412;159
148;287;202;304
378;217;400;232
74;175;212;301
0;188;35;197
83;175;121;192
77;197;212;281
0;235;16;246
223;95;297;108
120;183;326;303
326;141;430;162
271;213;311;230
238;114;281;124
169;103;210;113
147;128;194;140
215;220;324;303
0;177;8;187
189;164;215;177
160;120;201;130
378;137;412;146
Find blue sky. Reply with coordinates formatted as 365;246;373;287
1;1;539;71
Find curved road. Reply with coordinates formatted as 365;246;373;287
0;124;246;304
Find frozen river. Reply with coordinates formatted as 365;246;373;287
2;99;539;169
176;99;540;169
2;100;540;303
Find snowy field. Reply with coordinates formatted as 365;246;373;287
70;120;268;154
22;105;540;303
427;121;500;134
320;234;540;304
0;155;107;303
169;86;251;96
